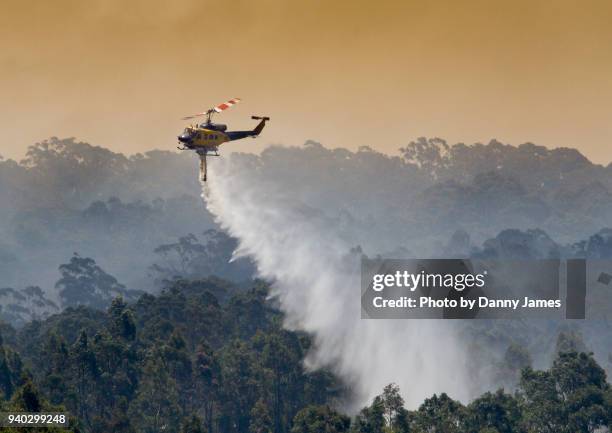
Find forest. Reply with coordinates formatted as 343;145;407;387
1;138;612;431
0;276;610;432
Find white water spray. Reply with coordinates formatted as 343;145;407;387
202;156;473;409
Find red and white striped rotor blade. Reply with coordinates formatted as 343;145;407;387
213;97;241;113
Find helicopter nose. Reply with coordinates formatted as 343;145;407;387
178;134;190;143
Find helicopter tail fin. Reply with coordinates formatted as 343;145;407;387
226;116;270;141
251;116;270;136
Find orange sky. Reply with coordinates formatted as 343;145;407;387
1;0;611;163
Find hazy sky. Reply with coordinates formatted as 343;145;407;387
1;0;612;163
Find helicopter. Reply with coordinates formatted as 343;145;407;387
177;98;269;181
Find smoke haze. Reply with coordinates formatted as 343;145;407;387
2;138;612;387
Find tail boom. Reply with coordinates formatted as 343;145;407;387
226;116;270;141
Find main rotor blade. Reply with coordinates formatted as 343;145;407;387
212;97;241;113
181;98;241;120
181;112;209;120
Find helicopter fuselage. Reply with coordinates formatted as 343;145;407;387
178;123;229;153
177;117;269;154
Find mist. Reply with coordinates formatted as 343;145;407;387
203;157;477;409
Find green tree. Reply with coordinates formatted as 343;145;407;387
181;414;206;433
291;405;350;433
352;396;385;433
464;390;522;433
40;331;69;405
0;334;23;399
11;379;41;412
129;350;181;433
69;330;98;427
219;340;260;433
412;393;464;433
519;351;610;433
250;399;273;433
5;378;78;433
194;341;219;433
101;397;136;433
381;383;404;428
393;407;411;433
56;254;135;309
163;330;193;412
259;332;299;433
108;297;136;341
